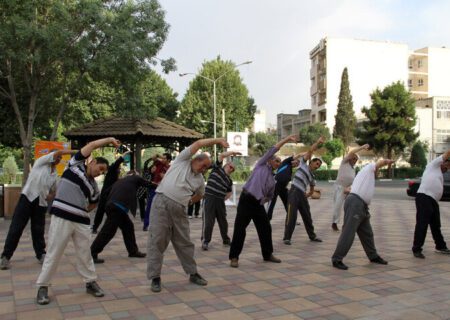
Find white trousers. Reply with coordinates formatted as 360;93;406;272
36;215;96;286
332;184;346;224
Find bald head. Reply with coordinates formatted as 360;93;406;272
191;153;212;174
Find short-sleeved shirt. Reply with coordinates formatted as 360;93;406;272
205;160;233;199
275;156;294;186
51;151;100;225
156;146;205;206
417;155;445;201
243;146;279;204
22;152;58;207
335;157;356;187
350;163;376;205
292;158;316;193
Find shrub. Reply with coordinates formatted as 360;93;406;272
3;156;19;184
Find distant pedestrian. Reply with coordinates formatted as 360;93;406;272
283;137;324;245
91;173;152;263
201;151;241;250
143;153;171;230
0;149;77;270
229;134;298;268
147;138;229;293
35;137;119;305
412;150;450;259
331;144;369;231
331;159;394;270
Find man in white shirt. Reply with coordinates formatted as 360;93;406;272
412;150;450;259
332;144;369;231
1;149;77;270
331;159;394;270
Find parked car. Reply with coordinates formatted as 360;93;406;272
407;171;450;201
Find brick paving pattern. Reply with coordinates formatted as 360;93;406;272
1;194;450;319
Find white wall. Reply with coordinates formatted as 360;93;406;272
428;47;450;97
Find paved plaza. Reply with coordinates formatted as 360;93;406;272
1;184;450;319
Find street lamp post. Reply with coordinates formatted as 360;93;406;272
180;60;252;160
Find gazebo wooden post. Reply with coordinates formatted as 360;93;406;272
135;136;142;174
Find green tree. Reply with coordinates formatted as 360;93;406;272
249;132;278;156
298;124;331;145
356;81;418;163
2;155;18;184
322;138;345;168
0;0;173;183
333;67;357;150
409;141;427;169
179;57;254;137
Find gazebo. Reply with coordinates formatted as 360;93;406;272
64;117;204;172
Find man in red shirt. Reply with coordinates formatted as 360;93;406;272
143;153;172;231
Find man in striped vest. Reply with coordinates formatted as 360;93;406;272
201;151;241;251
283;136;324;245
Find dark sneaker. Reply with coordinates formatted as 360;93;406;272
435;248;450;255
0;256;11;270
413;251;425;259
143;227;148;232
332;261;348;270
201;242;208;251
128;251;146;258
264;254;281;263
36;286;50;305
189;273;208;286
310;237;323;243
92;255;105;264
230;258;239;268
223;239;231;246
86;281;104;297
92;230;98;234
370;256;388;265
332;223;339;232
283;239;291;245
151;277;161;293
38;254;46;265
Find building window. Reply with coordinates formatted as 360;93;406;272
418;59;422;68
408;59;413;69
312;95;316;105
437;111;441;119
418;79;424;87
408;79;412;88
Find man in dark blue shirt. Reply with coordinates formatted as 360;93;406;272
266;153;303;221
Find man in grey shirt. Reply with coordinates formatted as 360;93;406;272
332;144;369;231
147;138;229;293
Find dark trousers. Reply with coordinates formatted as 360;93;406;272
332;194;378;262
144;188;156;229
91;204;139;256
92;193;108;232
229;192;273;260
267;182;289;220
201;196;230;244
138;195;146;221
187;201;200;217
284;186;317;241
412;193;447;253
1;194;46;260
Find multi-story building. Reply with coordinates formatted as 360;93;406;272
252;109;267;133
277;109;311;140
309;37;450;158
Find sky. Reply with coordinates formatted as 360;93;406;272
155;0;450;127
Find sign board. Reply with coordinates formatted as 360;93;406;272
227;132;248;156
34;141;71;176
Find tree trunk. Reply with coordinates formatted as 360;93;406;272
387;148;393;178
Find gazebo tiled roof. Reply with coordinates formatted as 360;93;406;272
64;117;203;142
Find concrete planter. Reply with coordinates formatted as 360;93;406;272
1;185;22;219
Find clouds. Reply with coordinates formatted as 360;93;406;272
156;0;449;127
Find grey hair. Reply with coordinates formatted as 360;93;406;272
193;153;210;162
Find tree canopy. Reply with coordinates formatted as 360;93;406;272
0;0;174;182
409;141;427;169
178;57;254;137
355;81;418;160
299;123;331;146
333;67;356;149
